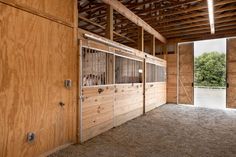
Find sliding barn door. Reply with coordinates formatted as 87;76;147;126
178;43;194;104
227;38;236;108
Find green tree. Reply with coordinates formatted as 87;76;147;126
195;52;226;87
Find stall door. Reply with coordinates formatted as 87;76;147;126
227;38;236;108
178;43;194;104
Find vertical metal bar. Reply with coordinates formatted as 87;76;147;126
143;58;146;114
113;53;115;84
126;58;128;83
177;43;179;104
79;41;83;143
192;42;194;105
226;38;229;108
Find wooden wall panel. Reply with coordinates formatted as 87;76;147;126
157;82;167;106
178;43;194;104
227;38;236;108
145;82;166;112
114;84;143;126
1;0;74;23
0;3;76;157
167;54;177;103
81;86;114;141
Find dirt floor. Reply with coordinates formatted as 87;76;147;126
49;104;236;157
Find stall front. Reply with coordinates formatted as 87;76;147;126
78;30;166;142
145;55;167;112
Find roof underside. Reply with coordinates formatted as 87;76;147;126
78;0;236;46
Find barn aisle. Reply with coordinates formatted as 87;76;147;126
49;104;236;157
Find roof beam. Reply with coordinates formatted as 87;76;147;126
78;15;135;43
165;25;236;38
179;30;236;42
160;17;236;33
112;0;236;30
101;0;166;43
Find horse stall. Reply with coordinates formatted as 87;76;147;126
78;29;167;142
80;46;115;142
114;52;144;127
145;55;167;112
78;30;146;142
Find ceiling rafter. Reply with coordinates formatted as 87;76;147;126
78;0;236;44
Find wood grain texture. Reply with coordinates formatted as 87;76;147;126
78;29;167;142
78;28;145;59
145;82;166;112
167;54;177;103
81;86;114;141
227;38;236;108
114;84;143;126
0;3;76;157
101;0;167;43
1;0;74;24
178;43;194;104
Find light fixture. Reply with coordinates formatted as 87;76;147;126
207;0;215;34
84;33;134;53
138;69;143;73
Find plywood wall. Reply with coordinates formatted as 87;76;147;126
0;1;77;157
1;0;74;24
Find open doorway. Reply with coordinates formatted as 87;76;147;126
194;39;227;109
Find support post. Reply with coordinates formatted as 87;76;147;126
106;5;113;40
138;27;144;52
151;35;155;56
163;44;167;60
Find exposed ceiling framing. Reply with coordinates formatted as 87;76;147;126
78;0;236;45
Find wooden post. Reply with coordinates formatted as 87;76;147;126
101;0;166;43
163;44;167;60
138;27;144;52
106;5;113;40
151;35;155;56
143;58;146;115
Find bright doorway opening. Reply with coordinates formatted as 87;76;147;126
194;39;226;109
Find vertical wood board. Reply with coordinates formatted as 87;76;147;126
178;43;194;104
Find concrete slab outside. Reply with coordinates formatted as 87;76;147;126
194;87;226;109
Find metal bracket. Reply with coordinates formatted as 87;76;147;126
64;80;72;89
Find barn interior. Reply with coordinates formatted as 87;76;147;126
1;0;236;157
